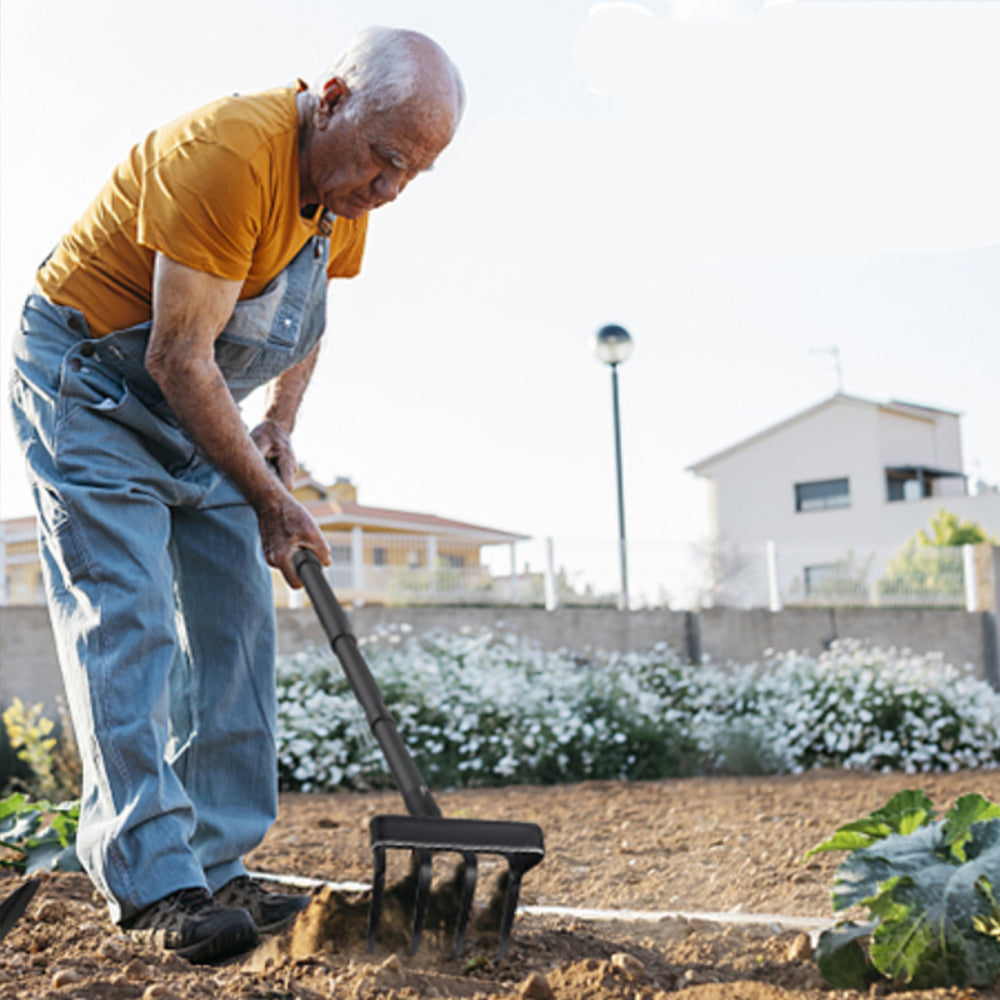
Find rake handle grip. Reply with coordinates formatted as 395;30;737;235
292;549;442;819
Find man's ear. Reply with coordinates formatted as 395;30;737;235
318;76;349;117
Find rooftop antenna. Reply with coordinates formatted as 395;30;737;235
810;345;844;393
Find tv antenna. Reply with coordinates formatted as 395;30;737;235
810;345;844;393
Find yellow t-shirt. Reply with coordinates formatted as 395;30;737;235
37;84;367;337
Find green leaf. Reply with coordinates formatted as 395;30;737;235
966;820;1000;862
0;809;44;845
805;819;892;859
23;838;68;874
973;876;1000;940
832;824;943;911
943;795;1000;862
870;789;937;836
0;793;29;825
0;795;80;875
805;789;936;861
865;832;1000;987
815;922;882;989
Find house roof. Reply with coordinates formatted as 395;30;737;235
1;493;529;547
686;392;962;475
0;516;38;541
304;498;529;544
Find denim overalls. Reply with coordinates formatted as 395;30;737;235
9;235;330;924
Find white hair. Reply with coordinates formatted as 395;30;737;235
319;26;465;125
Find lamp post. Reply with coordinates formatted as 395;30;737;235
593;324;633;611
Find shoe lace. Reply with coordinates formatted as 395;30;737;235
171;887;216;914
225;876;265;899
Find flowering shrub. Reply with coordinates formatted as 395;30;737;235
275;631;1000;793
695;642;1000;775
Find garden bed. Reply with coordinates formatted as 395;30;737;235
3;769;999;999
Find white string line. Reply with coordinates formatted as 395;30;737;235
246;870;832;933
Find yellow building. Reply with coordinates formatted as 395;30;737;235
283;473;527;607
0;516;45;605
1;475;528;607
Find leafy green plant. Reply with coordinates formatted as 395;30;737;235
3;698;58;799
2;698;82;802
876;508;997;605
917;509;998;547
806;790;1000;989
0;792;81;874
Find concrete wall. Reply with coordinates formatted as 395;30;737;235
276;604;693;659
3;602;997;723
0;606;61;715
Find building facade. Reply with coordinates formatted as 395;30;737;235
1;474;528;608
687;393;1000;603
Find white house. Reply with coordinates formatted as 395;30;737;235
686;393;1000;603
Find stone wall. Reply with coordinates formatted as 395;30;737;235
5;602;996;722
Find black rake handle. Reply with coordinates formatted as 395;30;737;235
292;548;442;819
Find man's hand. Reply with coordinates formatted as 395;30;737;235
251;419;297;489
147;252;330;586
257;492;330;587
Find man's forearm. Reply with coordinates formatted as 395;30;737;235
146;252;329;580
155;353;285;513
263;343;321;432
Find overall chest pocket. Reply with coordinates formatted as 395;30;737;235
213;268;297;376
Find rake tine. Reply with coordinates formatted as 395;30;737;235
409;850;434;956
497;861;526;960
451;852;478;959
366;845;387;953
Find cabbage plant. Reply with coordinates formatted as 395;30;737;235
807;790;1000;989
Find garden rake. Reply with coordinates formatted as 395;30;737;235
292;549;545;959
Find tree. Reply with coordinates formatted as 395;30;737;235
916;508;998;547
877;509;996;606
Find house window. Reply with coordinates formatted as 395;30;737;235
373;547;388;567
804;564;835;595
441;554;465;569
794;477;850;512
330;545;352;565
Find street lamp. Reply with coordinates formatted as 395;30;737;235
593;323;633;611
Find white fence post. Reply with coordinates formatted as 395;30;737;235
0;521;7;606
351;526;364;595
508;542;519;603
544;537;559;611
426;535;438;594
766;540;783;612
964;543;978;612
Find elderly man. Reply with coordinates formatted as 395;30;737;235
9;27;464;963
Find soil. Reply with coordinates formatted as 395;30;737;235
3;769;1000;1000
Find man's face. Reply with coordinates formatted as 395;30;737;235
301;101;454;220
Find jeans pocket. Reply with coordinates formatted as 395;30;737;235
56;358;196;477
37;484;92;585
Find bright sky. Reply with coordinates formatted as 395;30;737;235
2;0;998;579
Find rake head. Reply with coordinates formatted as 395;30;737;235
367;815;545;959
289;549;546;960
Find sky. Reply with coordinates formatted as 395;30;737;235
1;0;998;593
